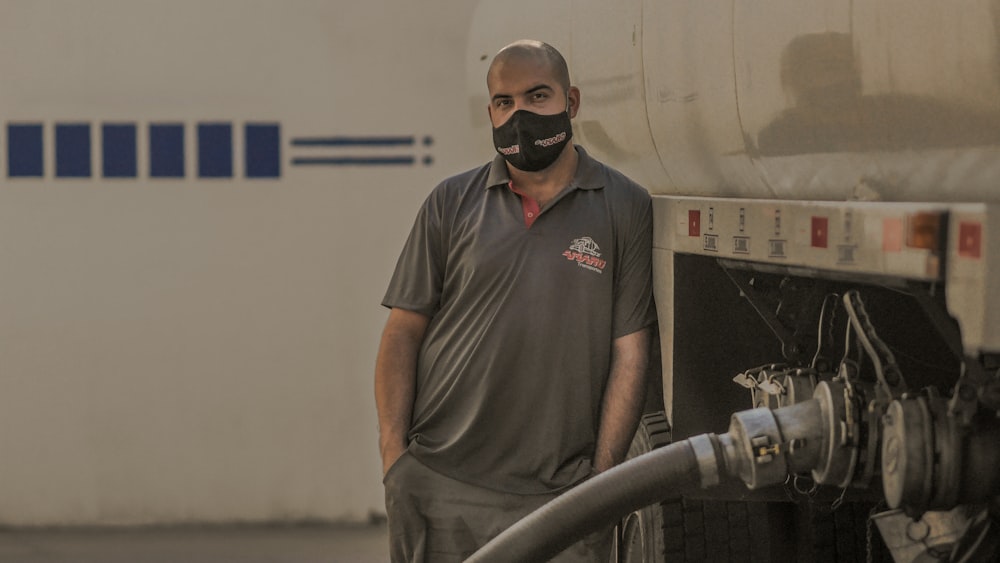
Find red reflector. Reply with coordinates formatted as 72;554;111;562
959;221;982;258
811;217;828;248
882;218;903;252
906;212;941;251
688;210;700;237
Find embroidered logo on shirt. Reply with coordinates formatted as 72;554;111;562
563;237;606;274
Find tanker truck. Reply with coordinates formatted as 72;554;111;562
465;1;1000;561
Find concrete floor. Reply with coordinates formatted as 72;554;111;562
0;523;389;563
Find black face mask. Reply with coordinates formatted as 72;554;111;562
492;109;573;172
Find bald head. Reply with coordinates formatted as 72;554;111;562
487;40;571;94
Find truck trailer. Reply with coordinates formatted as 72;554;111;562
466;1;1000;561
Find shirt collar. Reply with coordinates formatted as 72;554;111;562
485;145;604;191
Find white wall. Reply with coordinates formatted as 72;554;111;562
0;0;488;525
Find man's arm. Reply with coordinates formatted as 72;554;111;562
593;327;651;473
374;307;430;476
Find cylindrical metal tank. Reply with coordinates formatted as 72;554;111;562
467;0;1000;203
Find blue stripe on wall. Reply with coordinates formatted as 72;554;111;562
8;124;43;177
102;123;137;178
291;156;415;166
149;124;184;178
290;136;414;147
245;123;280;178
198;123;232;178
56;124;92;178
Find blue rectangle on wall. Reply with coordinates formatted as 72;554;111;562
245;123;280;178
102;124;137;178
56;123;92;178
149;124;184;178
198;123;232;178
8;124;43;177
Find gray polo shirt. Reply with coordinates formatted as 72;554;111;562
382;146;656;494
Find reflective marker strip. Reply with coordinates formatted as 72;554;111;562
882;217;903;252
688;210;701;237
958;222;982;259
811;216;828;248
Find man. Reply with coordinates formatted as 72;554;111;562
375;39;655;562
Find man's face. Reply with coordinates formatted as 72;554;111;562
487;56;579;128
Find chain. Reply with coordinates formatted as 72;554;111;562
812;293;840;371
843;290;908;398
866;509;873;563
830;484;849;512
866;502;885;563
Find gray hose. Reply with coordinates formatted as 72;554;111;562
465;439;708;562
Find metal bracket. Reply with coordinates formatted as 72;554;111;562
907;281;964;361
948;360;997;425
722;267;803;362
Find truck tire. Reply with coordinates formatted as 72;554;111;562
619;412;893;562
663;497;772;562
618;412;773;562
807;501;892;563
618;412;671;562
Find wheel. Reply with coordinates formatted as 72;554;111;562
618;412;670;563
806;500;892;563
619;412;773;562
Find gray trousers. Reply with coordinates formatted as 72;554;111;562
383;451;613;562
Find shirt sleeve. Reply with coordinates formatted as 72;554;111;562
612;188;657;338
381;188;446;317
